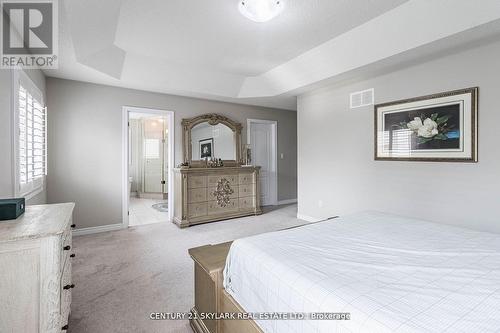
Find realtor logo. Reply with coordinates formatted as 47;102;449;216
1;0;58;68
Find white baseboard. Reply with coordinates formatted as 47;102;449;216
277;198;297;205
296;213;322;222
73;223;124;236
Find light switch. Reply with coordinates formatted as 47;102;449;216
280;153;284;159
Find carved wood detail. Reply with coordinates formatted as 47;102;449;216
181;114;242;168
212;179;234;207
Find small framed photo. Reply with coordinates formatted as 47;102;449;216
199;138;214;159
375;87;478;162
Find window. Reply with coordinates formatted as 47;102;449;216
144;139;160;159
14;71;46;197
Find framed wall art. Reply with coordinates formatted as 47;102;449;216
375;87;478;162
199;138;214;159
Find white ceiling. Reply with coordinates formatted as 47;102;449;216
114;0;409;76
44;0;408;110
44;0;500;111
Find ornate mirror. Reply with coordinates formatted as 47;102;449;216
182;114;242;167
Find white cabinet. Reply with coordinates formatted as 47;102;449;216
0;203;75;333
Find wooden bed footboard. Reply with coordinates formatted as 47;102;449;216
219;289;263;333
188;242;262;333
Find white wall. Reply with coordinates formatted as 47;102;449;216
298;39;500;233
0;69;46;205
46;78;297;229
0;70;13;199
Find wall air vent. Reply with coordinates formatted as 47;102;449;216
350;88;374;109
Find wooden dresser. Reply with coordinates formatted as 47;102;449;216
0;203;75;333
173;166;262;227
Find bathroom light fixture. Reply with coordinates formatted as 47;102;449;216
238;0;284;23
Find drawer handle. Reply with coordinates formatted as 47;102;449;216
71;224;76;228
63;284;75;290
63;245;71;251
62;324;69;330
70;253;76;258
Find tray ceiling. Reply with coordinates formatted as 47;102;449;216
43;0;500;110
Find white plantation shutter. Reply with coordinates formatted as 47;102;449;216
16;72;46;196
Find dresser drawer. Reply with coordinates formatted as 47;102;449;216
207;174;238;186
207;185;238;201
238;173;255;185
238;184;255;198
60;260;72;328
239;197;256;210
188;202;208;218
61;227;72;272
208;199;238;214
188;188;207;203
188;176;207;189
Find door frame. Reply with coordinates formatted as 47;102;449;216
247;119;278;206
122;106;175;227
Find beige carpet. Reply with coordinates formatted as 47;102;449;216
69;204;306;333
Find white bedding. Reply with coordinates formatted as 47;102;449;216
223;212;500;333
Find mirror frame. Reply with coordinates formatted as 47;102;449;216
182;113;242;168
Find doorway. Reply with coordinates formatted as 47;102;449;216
122;107;174;227
247;119;278;206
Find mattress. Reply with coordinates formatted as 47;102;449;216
223;212;500;333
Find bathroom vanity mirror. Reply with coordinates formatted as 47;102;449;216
182;114;242;167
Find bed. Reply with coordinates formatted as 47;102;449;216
222;211;500;333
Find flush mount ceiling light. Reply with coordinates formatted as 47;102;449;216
238;0;284;23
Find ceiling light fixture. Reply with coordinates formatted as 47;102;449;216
238;0;284;23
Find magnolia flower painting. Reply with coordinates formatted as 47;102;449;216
401;112;456;145
375;87;478;162
383;103;461;151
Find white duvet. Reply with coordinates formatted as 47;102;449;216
223;212;500;333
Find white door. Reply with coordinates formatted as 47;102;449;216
144;138;163;193
249;121;277;206
143;118;165;193
163;133;168;195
